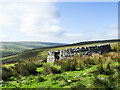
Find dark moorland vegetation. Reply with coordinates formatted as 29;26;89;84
1;42;120;89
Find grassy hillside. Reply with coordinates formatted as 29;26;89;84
0;42;66;58
1;39;120;64
1;40;120;89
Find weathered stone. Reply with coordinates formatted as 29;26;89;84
47;43;111;62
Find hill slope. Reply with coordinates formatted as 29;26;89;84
0;42;66;58
1;39;120;64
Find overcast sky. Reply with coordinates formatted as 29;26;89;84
0;1;118;43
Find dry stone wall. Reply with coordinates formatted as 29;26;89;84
47;44;111;62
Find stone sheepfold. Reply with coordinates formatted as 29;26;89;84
47;44;111;62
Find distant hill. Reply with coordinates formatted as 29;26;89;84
0;42;66;58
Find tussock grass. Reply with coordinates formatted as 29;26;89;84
2;42;119;88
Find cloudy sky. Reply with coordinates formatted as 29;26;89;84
0;1;118;43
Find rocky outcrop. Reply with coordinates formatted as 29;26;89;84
47;44;111;62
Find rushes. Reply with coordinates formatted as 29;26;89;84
55;51;119;76
2;67;13;81
41;63;61;75
14;61;37;76
60;58;77;71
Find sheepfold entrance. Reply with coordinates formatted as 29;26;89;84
54;51;60;60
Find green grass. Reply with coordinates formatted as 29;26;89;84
1;41;119;88
2;62;119;88
2;65;97;88
1;49;43;63
36;67;43;72
3;63;15;69
2;53;119;88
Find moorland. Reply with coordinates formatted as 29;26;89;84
1;39;120;89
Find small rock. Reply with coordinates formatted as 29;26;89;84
67;80;71;82
23;80;26;82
